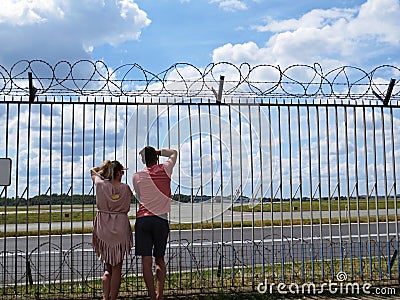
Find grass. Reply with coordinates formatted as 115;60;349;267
0;210;101;224
1;214;398;238
233;198;399;213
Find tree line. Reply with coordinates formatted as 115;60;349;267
0;193;189;206
0;193;396;207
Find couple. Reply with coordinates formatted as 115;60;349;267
90;146;178;300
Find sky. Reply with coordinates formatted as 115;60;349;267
1;0;400;205
0;0;399;72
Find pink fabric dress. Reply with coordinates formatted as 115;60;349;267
92;176;133;266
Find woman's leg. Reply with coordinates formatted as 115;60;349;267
102;264;112;300
109;262;123;300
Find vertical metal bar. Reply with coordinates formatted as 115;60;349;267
119;102;126;288
177;102;182;288
146;104;150;145
287;106;295;278
353;107;363;279
187;105;194;283
218;103;224;286
268;105;274;281
257;105;265;282
69;103;76;289
2;103;9;294
306;105;315;280
60;102;65;291
135;99;140;278
92;103;97;292
14;102;21;293
208;103;215;285
278;105;285;282
197;104;204;285
335;106;343;273
389;107;399;279
296;105;305;280
81;104;86;286
104;103;108;161
134;101;141;291
237;104;244;286
325;106;334;279
49;103;54;291
115;103;118;160
23;103;30;293
316;107;324;279
135;104;139;174
166;102;173;291
362;106;372;279
42;103;47;291
371;107;382;279
125;104;129;183
325;107;335;279
229;104;235;286
156;101;160;150
248;105;255;287
344;106;353;278
380;106;390;278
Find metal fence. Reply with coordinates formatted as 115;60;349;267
0;62;399;299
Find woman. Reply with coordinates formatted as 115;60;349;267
91;160;133;300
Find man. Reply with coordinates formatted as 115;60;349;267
132;146;178;300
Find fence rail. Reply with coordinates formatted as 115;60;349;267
0;62;399;298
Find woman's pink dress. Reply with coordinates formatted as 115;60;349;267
92;176;133;266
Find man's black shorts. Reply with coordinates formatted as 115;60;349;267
134;215;170;257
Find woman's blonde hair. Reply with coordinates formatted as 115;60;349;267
97;160;124;180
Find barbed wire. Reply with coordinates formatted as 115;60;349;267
0;60;399;102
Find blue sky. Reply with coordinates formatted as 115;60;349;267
1;0;400;201
0;0;399;72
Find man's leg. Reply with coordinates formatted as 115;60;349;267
152;216;169;300
102;264;112;300
142;256;156;300
155;256;166;300
109;262;123;300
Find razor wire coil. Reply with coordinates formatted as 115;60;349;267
0;60;399;104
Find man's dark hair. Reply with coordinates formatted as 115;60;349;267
144;146;157;166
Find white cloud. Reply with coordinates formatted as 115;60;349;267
254;8;356;33
213;42;271;65
212;0;400;68
209;0;247;12
0;0;151;66
349;0;400;44
0;0;65;26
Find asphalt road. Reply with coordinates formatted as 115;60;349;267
2;222;398;252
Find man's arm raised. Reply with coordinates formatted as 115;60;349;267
159;149;178;166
